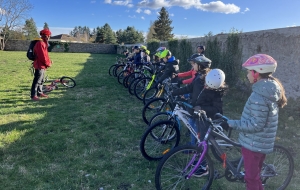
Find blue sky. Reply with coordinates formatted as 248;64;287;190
28;0;300;37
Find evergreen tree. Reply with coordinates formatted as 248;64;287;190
116;26;144;44
146;21;157;42
23;18;39;40
43;22;49;30
94;23;116;44
153;7;174;41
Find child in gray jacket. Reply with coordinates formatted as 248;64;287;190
222;54;287;190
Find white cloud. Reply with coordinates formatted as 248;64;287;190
141;16;145;19
137;0;240;14
156;11;159;15
136;8;142;13
104;0;112;3
144;9;151;14
241;7;249;14
91;0;96;3
105;0;133;7
125;9;130;12
169;13;174;16
184;17;187;19
128;15;136;18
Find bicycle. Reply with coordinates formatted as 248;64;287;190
155;110;294;190
140;101;237;162
42;76;76;92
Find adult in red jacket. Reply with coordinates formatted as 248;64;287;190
30;29;52;101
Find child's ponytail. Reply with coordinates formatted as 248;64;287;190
270;76;287;108
260;73;287;108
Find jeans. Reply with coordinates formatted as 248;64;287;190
242;147;266;190
30;69;45;98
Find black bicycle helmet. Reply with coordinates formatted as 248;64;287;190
187;53;201;62
192;55;212;68
133;45;141;50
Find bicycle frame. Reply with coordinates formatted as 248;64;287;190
183;111;279;181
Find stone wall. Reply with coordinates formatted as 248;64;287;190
185;27;300;99
4;40;117;54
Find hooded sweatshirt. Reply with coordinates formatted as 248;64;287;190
227;78;281;154
157;56;179;83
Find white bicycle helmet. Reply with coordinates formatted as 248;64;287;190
205;69;225;89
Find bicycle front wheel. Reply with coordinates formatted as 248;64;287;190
155;145;214;190
140;120;180;161
60;76;76;88
142;87;159;105
261;144;294;190
142;98;172;125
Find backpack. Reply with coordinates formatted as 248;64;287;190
26;39;41;61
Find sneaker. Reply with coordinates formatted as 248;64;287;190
193;166;208;178
31;96;40;101
38;93;48;98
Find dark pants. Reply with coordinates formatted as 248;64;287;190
30;69;45;98
242;147;266;190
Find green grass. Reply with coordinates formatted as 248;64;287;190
0;51;299;190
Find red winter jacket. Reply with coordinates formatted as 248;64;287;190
33;39;51;69
177;69;196;84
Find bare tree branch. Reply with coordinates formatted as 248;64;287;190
0;0;33;50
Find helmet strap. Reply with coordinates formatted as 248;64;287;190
251;70;259;83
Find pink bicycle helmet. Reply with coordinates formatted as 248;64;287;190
242;54;277;82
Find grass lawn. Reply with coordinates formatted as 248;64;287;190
0;51;299;190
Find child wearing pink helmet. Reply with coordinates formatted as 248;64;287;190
221;54;287;190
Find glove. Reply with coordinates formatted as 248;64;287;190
220;121;230;131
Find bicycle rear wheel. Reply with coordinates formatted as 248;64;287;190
155;145;214;190
140;120;180;161
261;144;294;190
60;76;76;88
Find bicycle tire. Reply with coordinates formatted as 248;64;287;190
140;120;180;161
128;77;142;95
149;112;173;127
123;72;142;88
133;77;152;100
142;98;173;125
261;144;294;190
142;87;159;105
113;64;125;77
117;70;130;85
108;64;117;76
155;145;214;190
60;76;76;88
